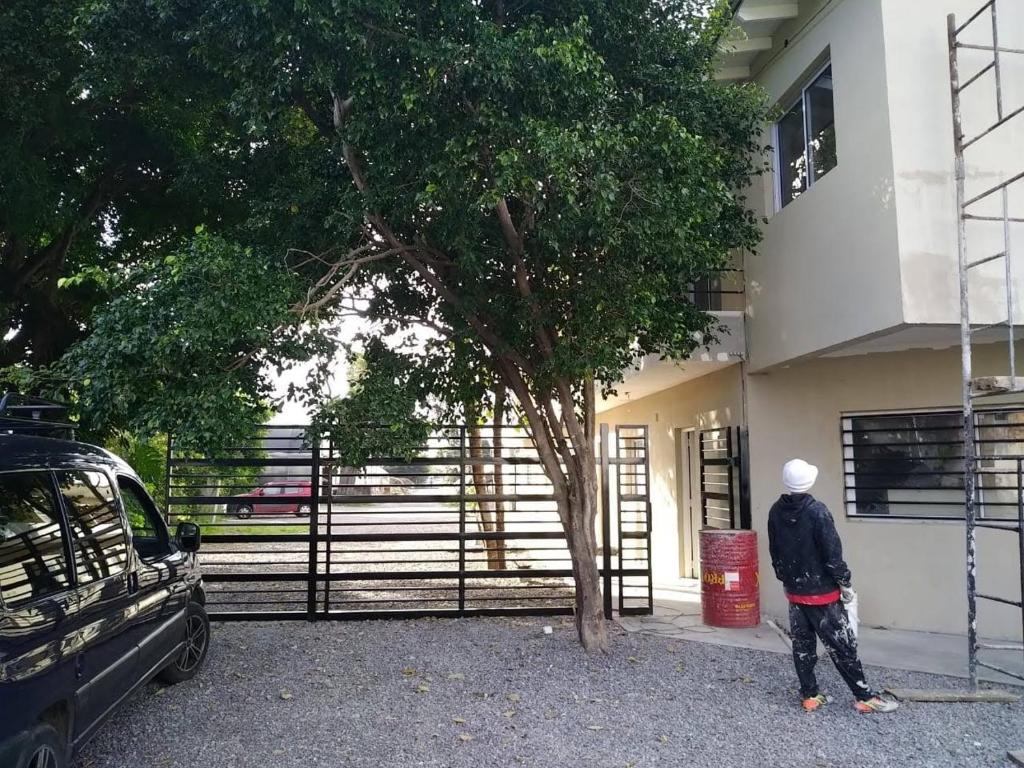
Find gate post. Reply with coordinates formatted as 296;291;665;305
163;433;173;525
458;426;467;614
600;423;613;620
306;433;320;620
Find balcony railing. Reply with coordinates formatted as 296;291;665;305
691;266;744;312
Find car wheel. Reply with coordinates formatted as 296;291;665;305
236;504;253;519
296;503;312;517
17;724;66;768
158;602;210;684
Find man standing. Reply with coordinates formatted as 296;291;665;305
768;459;898;713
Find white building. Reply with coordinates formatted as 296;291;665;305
599;0;1024;641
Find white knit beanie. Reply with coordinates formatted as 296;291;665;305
783;458;818;494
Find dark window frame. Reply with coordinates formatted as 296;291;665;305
0;469;76;610
841;408;1024;521
773;60;837;211
54;467;131;585
116;474;171;560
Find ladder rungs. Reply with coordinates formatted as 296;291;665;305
974;521;1022;533
977;592;1023;609
971;376;1024;396
966;251;1006;269
964;214;1024;223
956;60;995;93
977;642;1024;652
969;319;1011;336
975;660;1024;683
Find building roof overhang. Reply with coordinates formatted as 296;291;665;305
716;0;801;82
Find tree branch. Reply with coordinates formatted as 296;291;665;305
10;170;124;293
292;245;427;316
495;198;523;255
328;94;537;378
496;198;556;361
492;356;568;501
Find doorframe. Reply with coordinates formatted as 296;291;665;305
673;427;702;579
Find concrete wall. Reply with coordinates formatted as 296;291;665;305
747;342;1022;639
747;0;1024;366
881;0;1024;326
598;365;745;586
745;0;905;371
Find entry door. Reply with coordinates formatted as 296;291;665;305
674;429;703;579
697;426;750;530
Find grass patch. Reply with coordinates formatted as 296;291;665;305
202;523;309;536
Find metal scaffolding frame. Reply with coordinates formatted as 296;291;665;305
947;0;1024;688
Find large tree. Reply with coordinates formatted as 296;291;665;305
188;0;767;650
20;0;768;650
0;0;345;374
0;0;228;366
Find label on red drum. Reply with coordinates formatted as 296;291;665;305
700;530;760;628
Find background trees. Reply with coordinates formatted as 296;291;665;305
2;0;767;650
0;0;235;368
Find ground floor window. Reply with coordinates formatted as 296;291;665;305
842;408;1023;520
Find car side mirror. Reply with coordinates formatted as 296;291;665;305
176;521;201;553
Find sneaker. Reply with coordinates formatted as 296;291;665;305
802;694;828;711
854;696;899;713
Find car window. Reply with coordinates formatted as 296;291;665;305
285;486;301;494
117;476;170;559
56;470;130;584
0;471;70;607
264;486;283;496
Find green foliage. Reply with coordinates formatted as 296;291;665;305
0;0;245;367
0;0;350;439
105;431;168;507
309;341;431;466
1;1;768;645
5;0;768;482
175;0;769;408
56;233;321;451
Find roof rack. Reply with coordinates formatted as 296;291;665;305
0;392;76;439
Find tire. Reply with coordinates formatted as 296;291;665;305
16;723;66;768
296;503;311;517
236;504;253;519
158;602;210;684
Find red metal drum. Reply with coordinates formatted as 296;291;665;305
700;529;760;628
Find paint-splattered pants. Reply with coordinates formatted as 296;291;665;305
789;601;873;701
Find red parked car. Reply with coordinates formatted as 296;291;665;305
228;481;312;518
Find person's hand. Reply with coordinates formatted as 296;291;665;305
840;585;856;604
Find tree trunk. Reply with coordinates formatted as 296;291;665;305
560;453;607;652
468;425;500;568
483;360;608;651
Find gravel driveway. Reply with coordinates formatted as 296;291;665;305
74;618;1022;768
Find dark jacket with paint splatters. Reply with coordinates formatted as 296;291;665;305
767;494;852;596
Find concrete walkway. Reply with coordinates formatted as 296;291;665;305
616;583;1024;688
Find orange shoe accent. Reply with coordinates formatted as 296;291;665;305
854;696;899;713
802;694;828;711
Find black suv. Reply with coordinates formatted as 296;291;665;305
0;411;208;767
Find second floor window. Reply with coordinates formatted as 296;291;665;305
775;63;836;209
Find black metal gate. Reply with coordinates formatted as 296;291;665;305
699;426;750;530
166;423;652;620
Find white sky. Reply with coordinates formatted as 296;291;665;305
268;307;441;425
269;313;367;425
